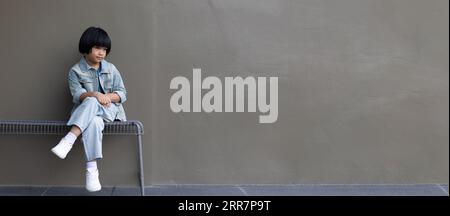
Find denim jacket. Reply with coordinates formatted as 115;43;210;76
68;57;127;121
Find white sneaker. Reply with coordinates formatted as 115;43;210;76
51;138;73;159
86;169;102;192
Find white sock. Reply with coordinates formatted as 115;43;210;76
63;132;77;145
86;160;97;171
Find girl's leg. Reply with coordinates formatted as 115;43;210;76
83;116;104;192
81;102;118;161
70;125;81;136
82;105;117;192
52;97;119;192
51;97;103;159
67;97;104;132
82;116;105;161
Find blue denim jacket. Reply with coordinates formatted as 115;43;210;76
68;57;127;121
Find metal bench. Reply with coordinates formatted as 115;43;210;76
0;120;145;196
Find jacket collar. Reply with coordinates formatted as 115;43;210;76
79;56;110;73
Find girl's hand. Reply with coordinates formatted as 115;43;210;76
95;92;111;107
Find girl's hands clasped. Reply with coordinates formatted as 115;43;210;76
95;92;111;107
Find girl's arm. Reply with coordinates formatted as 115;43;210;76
110;64;127;103
80;92;111;106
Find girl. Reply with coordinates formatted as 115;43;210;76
51;27;127;192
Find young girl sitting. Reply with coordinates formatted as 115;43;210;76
51;26;127;192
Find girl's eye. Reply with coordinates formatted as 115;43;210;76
95;46;107;51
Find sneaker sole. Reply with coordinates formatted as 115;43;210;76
86;186;102;192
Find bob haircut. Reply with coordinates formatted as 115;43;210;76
79;27;111;55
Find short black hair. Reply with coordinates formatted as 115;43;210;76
79;27;111;55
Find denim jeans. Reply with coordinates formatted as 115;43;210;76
67;97;119;161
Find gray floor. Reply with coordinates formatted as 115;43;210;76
0;184;448;196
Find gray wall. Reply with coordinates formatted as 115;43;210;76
0;0;448;186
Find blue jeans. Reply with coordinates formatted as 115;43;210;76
67;97;119;161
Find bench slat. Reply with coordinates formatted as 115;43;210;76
0;120;144;135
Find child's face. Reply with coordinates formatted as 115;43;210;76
85;46;107;65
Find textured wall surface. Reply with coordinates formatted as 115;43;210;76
0;0;448;185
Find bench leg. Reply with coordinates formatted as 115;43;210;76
137;134;145;196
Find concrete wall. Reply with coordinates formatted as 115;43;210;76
0;0;448;186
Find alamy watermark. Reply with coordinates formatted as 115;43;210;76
170;68;278;123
